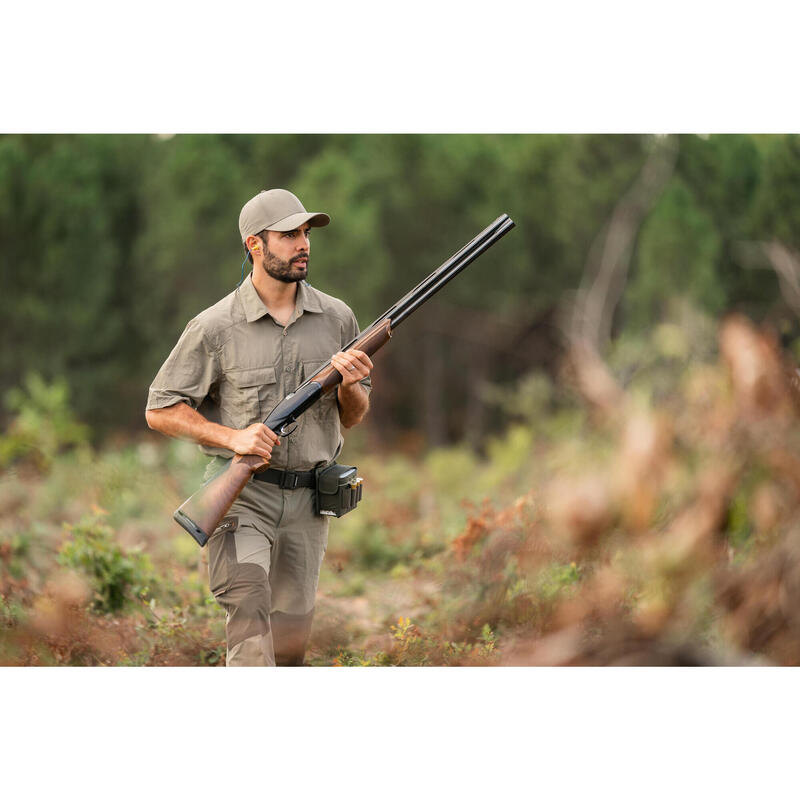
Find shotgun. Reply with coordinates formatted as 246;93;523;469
174;213;516;546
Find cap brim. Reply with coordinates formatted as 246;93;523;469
268;211;330;232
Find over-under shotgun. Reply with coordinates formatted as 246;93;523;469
174;213;516;546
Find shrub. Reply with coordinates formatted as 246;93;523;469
58;512;155;613
0;373;89;471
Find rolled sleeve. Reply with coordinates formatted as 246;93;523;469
146;318;219;411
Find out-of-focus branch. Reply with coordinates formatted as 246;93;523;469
762;241;800;317
565;136;679;418
571;135;679;352
733;238;800;315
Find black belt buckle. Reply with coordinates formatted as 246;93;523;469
279;470;299;490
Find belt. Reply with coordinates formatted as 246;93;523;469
252;467;315;490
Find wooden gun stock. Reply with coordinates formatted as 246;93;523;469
174;455;264;547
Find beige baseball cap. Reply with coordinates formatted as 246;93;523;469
238;188;330;242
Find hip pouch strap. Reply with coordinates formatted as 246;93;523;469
314;462;363;517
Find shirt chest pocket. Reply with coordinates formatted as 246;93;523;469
221;366;278;429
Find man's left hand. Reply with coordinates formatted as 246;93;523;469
331;349;373;387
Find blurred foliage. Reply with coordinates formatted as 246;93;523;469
58;511;156;613
0;372;89;471
3;304;800;665
3;134;799;444
627;178;724;329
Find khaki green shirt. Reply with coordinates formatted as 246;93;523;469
146;274;370;470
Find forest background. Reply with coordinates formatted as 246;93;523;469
4;133;798;442
4;133;800;667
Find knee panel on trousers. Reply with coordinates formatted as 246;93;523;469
217;563;271;649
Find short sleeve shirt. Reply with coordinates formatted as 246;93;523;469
146;274;370;471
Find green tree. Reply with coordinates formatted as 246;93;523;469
625;177;723;330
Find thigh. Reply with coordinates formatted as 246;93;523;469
209;516;276;659
269;487;329;615
207;481;282;593
208;517;273;598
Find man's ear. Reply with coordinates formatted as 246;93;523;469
245;234;262;253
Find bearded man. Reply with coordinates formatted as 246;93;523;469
145;189;373;666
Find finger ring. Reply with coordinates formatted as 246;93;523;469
348;366;355;371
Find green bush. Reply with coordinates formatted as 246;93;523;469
58;513;155;613
0;373;89;471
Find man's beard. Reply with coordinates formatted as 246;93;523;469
263;250;309;283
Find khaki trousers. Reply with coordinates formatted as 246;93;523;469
205;459;328;666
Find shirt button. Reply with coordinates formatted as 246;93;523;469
282;329;287;336
284;366;291;373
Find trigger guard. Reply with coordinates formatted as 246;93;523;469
278;420;298;437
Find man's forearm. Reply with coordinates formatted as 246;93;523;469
145;402;234;450
337;383;369;428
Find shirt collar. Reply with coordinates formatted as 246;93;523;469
296;280;324;315
238;273;324;323
238;273;270;323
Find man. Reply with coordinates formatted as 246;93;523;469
145;188;373;666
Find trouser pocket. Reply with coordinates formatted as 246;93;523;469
208;516;239;596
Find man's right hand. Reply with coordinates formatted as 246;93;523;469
145;403;281;464
227;423;281;461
